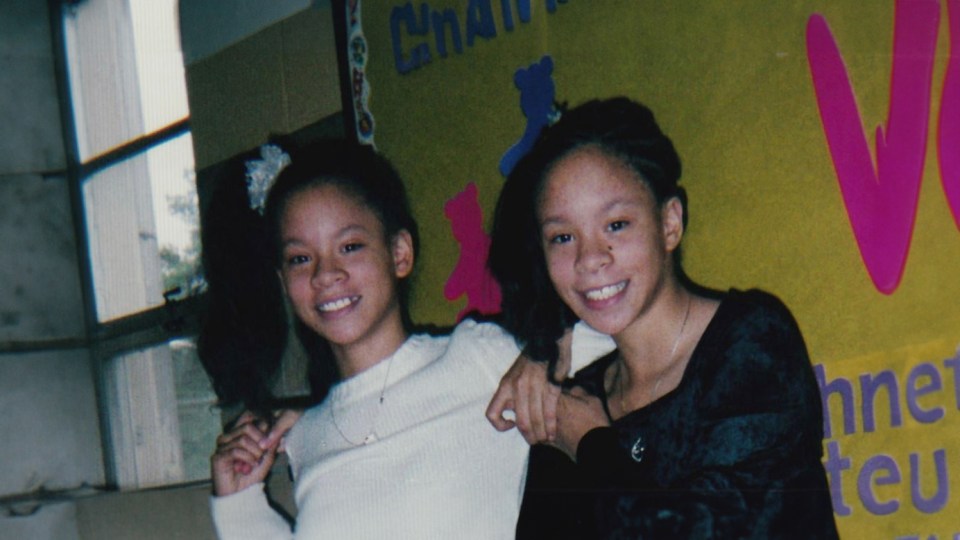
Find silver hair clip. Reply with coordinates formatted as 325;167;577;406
245;144;291;215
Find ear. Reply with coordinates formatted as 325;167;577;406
392;230;415;279
661;196;684;253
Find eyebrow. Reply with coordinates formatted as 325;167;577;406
539;198;643;228
281;223;373;248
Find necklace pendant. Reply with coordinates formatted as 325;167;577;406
363;432;377;445
630;435;646;463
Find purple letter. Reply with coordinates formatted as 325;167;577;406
906;362;945;423
943;353;960;410
824;440;853;516
910;449;948;513
815;364;857;438
858;454;901;515
860;370;902;432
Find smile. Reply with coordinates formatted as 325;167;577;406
317;296;359;312
584;281;626;301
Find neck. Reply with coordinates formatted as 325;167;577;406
614;284;692;380
331;319;409;379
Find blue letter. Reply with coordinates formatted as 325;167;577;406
500;0;531;31
391;2;432;74
466;0;497;46
432;8;462;57
545;0;568;13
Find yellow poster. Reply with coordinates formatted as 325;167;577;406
344;1;960;536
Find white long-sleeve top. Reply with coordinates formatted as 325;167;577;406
211;320;613;539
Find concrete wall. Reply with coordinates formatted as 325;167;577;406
0;1;102;538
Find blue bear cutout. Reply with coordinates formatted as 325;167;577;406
499;55;557;177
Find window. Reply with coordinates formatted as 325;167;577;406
58;0;219;488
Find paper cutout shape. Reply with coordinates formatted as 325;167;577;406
939;0;960;231
806;0;940;294
499;55;557;177
443;182;502;320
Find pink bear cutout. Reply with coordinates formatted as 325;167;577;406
443;182;502;321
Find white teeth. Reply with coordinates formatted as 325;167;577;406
318;296;358;312
585;282;626;301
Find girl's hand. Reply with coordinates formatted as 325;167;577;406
260;409;303;453
210;411;277;497
486;331;573;444
553;386;610;460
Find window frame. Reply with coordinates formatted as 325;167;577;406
48;0;209;490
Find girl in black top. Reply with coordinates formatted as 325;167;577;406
489;97;839;538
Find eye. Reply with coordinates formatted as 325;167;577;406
549;233;572;245
285;254;309;267
342;242;365;253
608;220;629;232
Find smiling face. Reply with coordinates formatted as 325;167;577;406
278;183;413;375
537;145;683;338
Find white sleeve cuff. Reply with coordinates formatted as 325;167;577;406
210;483;293;539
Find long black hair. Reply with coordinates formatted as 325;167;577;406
197;139;420;411
489;97;687;372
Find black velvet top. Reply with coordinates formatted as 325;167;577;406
517;289;839;539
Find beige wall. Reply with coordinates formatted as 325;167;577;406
185;4;342;170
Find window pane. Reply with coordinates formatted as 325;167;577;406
64;0;189;161
172;338;221;482
105;338;219;487
83;133;200;322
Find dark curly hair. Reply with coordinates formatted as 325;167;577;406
488;97;687;374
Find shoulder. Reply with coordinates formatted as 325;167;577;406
698;289;812;395
707;289;805;353
446;318;521;358
436;318;524;379
718;288;797;328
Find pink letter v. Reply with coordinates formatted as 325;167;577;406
806;0;939;294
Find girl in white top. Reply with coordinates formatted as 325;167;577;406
209;141;611;539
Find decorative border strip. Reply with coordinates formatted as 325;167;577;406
346;0;375;145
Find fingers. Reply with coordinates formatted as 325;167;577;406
487;354;564;444
211;411;283;497
211;441;277;496
485;388;517;432
565;385;590;399
555;329;574;380
514;370;535;442
225;409;258;431
262;409;303;452
543;382;560;442
215;422;268;467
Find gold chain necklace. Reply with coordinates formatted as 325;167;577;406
328;353;395;446
617;294;692;415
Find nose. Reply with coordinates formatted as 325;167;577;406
311;258;346;288
574;236;612;274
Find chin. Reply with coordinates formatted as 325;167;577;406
573;314;623;337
